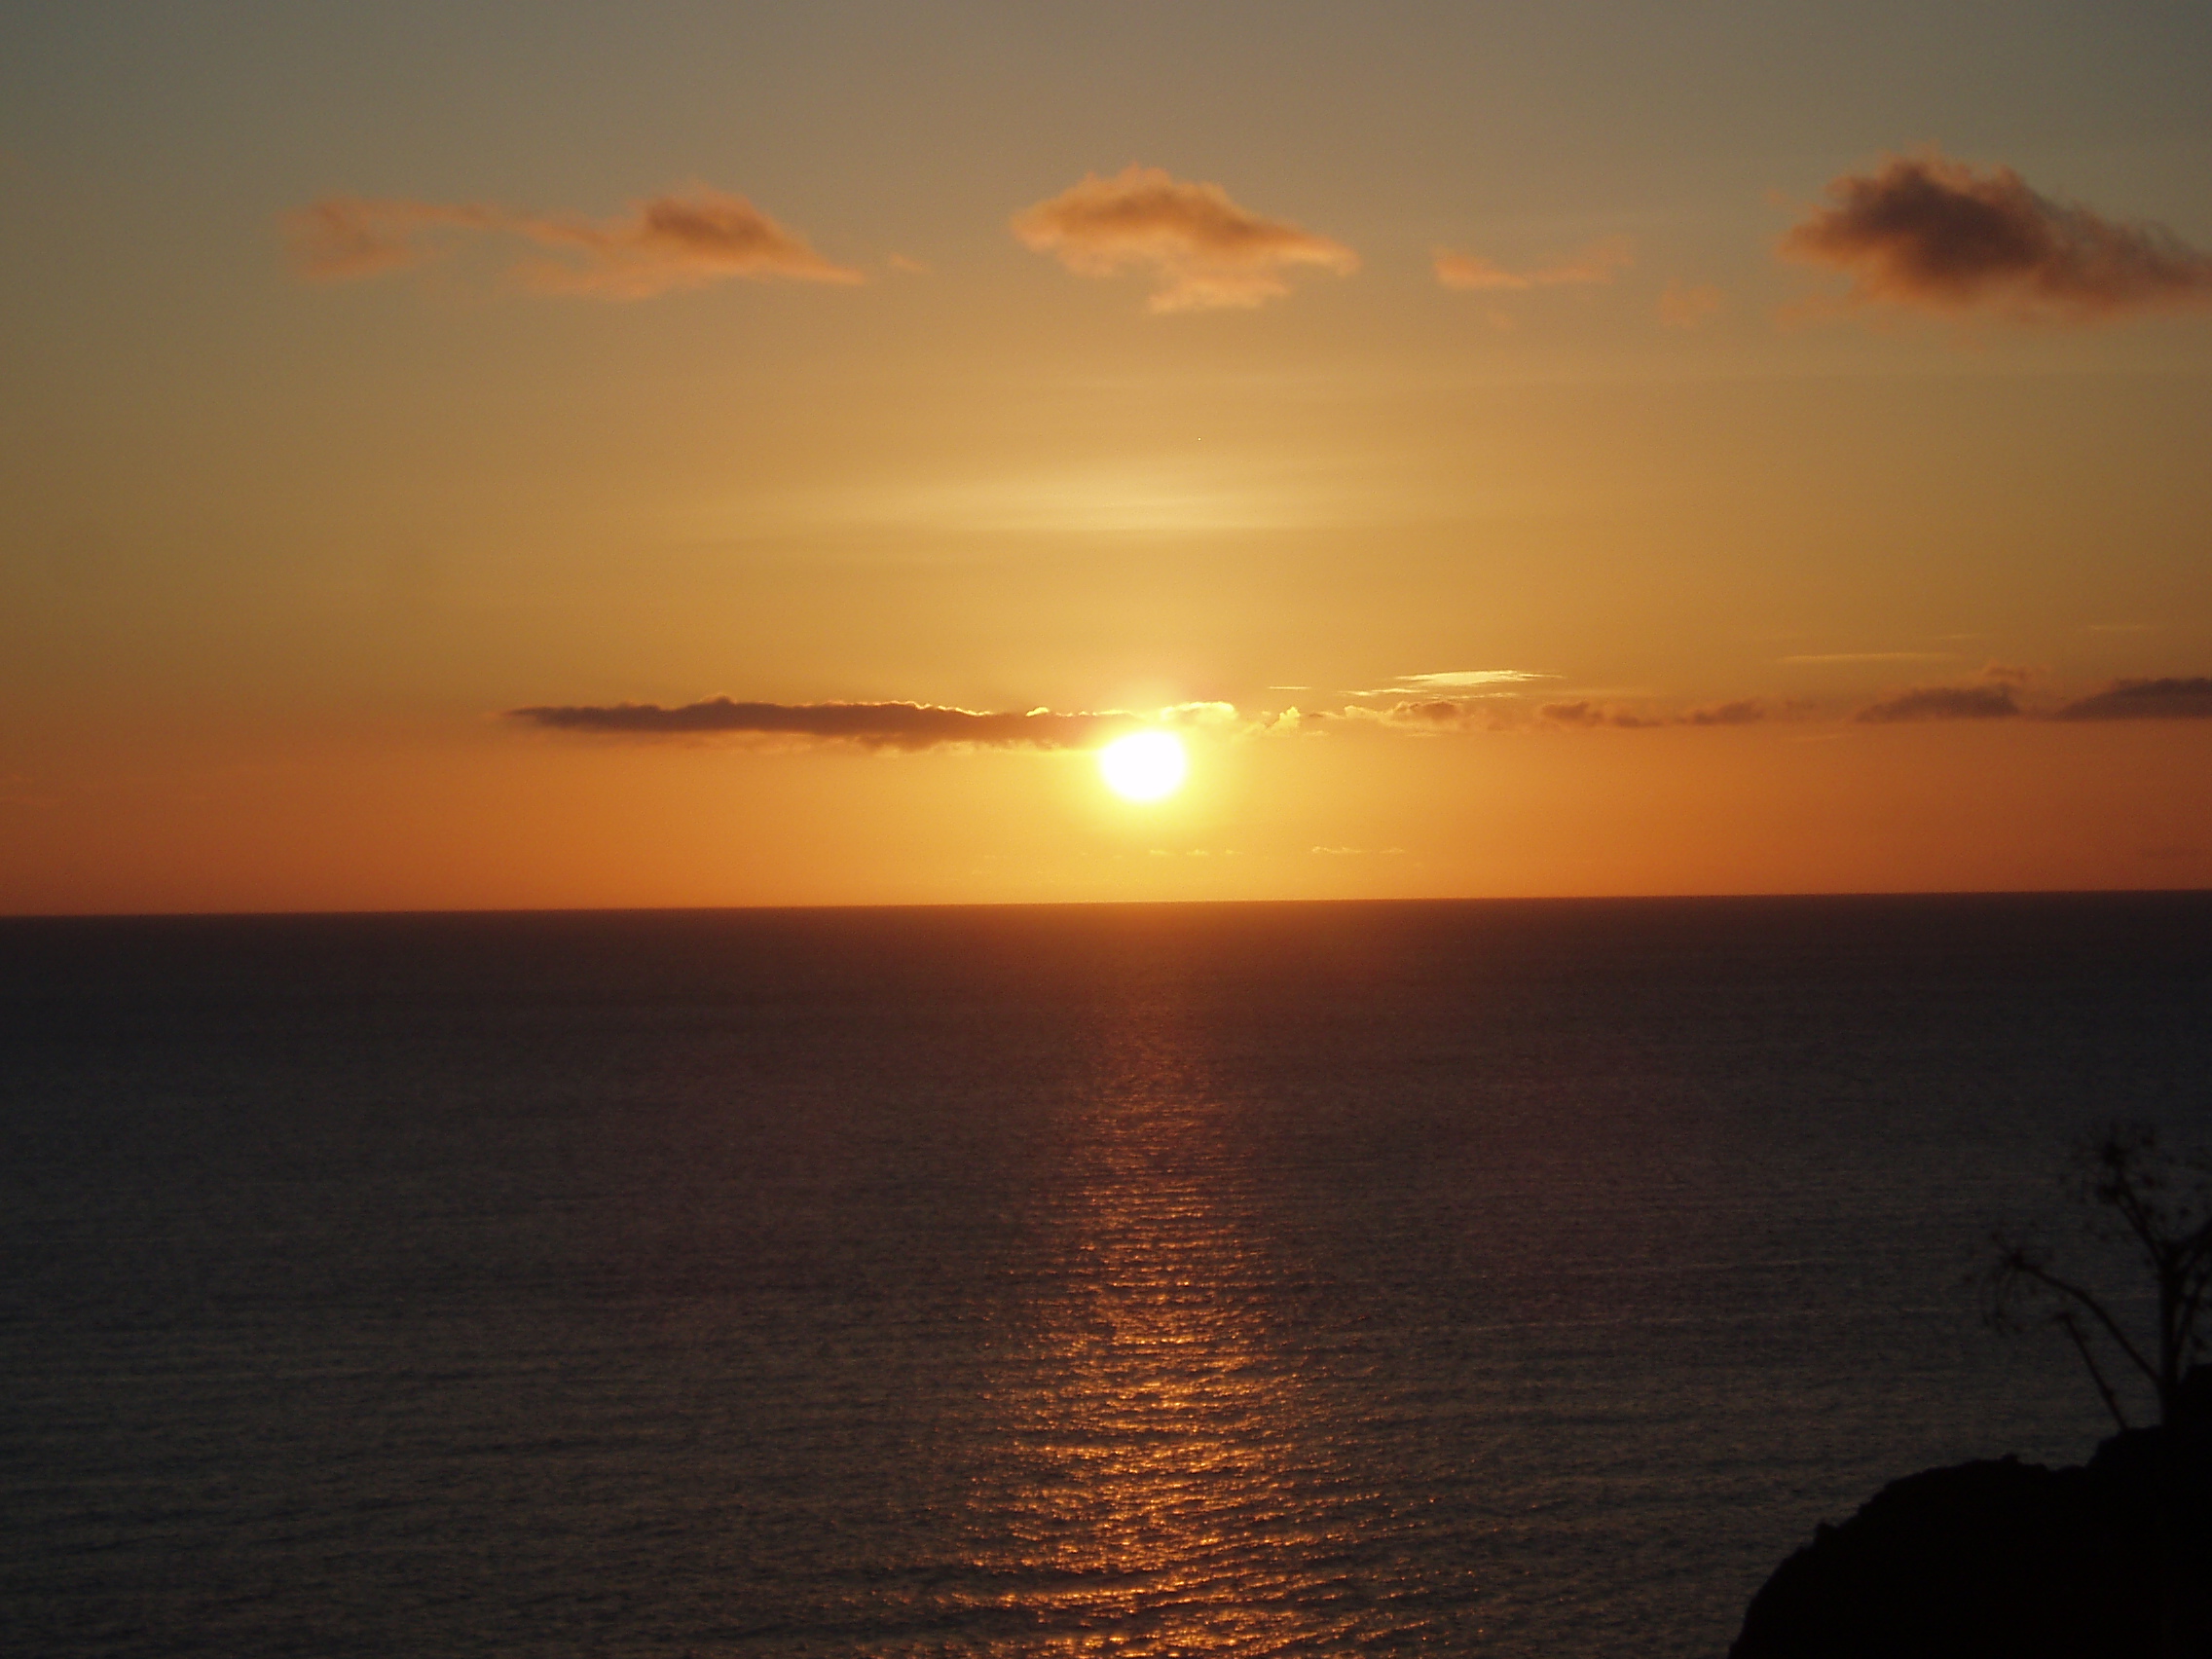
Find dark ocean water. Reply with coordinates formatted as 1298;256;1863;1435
3;894;2209;1657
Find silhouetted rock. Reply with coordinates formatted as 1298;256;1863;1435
1729;1423;2212;1659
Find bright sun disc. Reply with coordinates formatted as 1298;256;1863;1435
1097;731;1188;801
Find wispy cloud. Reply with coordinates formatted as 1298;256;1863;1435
1319;694;1780;733
1011;166;1358;312
284;198;498;279
284;187;864;297
1780;651;1954;665
1393;669;1552;689
1780;149;2212;323
1303;699;1509;734
1539;700;1662;729
1339;670;1555;701
1434;236;1634;292
1378;700;1504;730
1537;698;1777;729
1855;683;2020;722
2051;678;2212;720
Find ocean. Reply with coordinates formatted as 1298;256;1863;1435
3;894;2208;1656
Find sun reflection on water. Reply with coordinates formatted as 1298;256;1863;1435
955;1014;1419;1654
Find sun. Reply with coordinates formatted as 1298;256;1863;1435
1096;731;1188;801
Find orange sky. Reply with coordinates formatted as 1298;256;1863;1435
4;2;2210;911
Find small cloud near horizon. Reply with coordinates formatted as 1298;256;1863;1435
2051;678;2212;720
1780;149;2212;323
1435;236;1634;293
284;187;864;298
1679;699;1770;726
1540;700;1662;729
1846;674;2212;722
1855;683;2021;722
1539;698;1775;730
1012;166;1357;312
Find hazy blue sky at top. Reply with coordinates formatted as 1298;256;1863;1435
7;1;2210;242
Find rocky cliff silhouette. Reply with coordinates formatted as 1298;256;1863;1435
1731;1374;2212;1659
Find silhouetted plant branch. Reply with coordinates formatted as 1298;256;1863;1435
1987;1124;2212;1431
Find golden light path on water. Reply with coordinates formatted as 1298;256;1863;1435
950;997;1442;1654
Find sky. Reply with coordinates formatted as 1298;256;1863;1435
3;0;2210;912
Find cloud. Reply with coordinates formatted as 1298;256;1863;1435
1434;236;1634;292
1328;690;1780;733
1779;149;2212;323
1540;697;1778;730
507;697;1146;750
1679;699;1768;726
1851;674;2212;722
1779;651;1954;665
1855;683;2021;723
283;187;864;297
1011;166;1358;312
2051;678;2212;721
1323;699;1510;733
1539;701;1662;729
1386;699;1494;727
283;198;500;280
1393;669;1551;688
1337;669;1555;699
1657;279;1725;328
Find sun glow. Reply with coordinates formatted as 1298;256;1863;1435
1097;731;1189;802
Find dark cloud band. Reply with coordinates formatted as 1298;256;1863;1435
1851;677;2212;723
506;698;1130;750
1856;684;2020;723
2051;678;2212;721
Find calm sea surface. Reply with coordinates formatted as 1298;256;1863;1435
4;895;2209;1657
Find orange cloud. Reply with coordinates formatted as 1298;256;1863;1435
1780;149;2212;323
1434;236;1634;292
283;187;864;298
1011;166;1358;312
